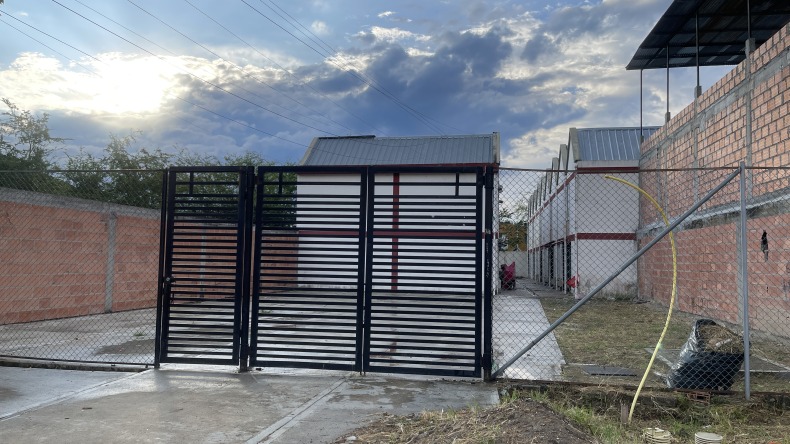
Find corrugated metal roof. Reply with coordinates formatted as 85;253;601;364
300;134;499;166
627;0;790;70
575;127;660;162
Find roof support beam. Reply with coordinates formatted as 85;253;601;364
665;48;671;123
640;70;644;143
696;12;702;98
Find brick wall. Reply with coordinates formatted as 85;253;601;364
638;24;790;338
0;188;160;324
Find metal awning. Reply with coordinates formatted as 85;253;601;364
627;0;790;70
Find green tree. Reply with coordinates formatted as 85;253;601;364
66;133;171;208
0;98;65;170
0;98;70;192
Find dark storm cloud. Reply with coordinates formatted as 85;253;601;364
440;27;513;77
353;26;516;114
305;66;362;94
520;33;557;62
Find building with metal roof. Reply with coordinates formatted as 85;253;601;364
570;127;661;165
299;134;500;167
521;126;653;298
627;0;790;71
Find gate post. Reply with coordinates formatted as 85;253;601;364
482;167;494;380
239;166;255;372
154;169;169;368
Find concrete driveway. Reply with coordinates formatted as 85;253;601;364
1;366;498;443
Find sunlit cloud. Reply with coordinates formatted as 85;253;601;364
311;20;330;36
357;26;430;44
0;52;195;116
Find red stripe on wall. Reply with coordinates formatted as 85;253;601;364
526;232;636;253
575;232;636;241
297;229;476;238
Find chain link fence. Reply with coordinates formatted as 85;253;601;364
2;166;789;392
0;170;162;365
492;166;790;394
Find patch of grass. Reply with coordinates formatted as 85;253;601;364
132;331;146;338
506;385;790;444
539;297;790;391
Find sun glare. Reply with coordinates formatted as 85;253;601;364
0;53;191;117
87;55;180;115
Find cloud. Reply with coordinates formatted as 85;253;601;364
355;26;430;44
2;0;728;170
311;20;330;36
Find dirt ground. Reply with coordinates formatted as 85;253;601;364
333;396;595;444
333;383;790;444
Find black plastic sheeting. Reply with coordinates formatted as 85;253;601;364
667;319;744;390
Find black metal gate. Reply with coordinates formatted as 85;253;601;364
250;167;367;371
363;167;484;377
157;165;490;376
156;167;253;365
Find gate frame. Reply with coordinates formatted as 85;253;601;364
249;165;369;372
157;165;496;377
155;166;254;368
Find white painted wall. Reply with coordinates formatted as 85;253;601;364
575;239;638;297
575;172;639;234
295;173;365;289
295;171;493;293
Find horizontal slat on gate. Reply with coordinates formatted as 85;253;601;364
364;170;482;377
159;169;246;366
251;168;365;371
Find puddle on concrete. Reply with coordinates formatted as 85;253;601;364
96;339;154;355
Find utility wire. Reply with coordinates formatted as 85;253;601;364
182;0;384;135
242;0;445;135
261;0;334;56
2;12;101;64
125;0;352;135
5;7;306;148
51;0;337;137
265;0;463;135
0;16;99;77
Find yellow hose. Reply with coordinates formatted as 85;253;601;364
603;175;677;423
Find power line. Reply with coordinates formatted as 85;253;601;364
50;0;338;137
241;0;446;135
2;12;101;64
265;1;465;134
3;9;307;148
261;0;334;56
124;0;353;135
182;0;385;136
0;16;99;77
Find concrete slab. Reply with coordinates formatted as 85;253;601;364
492;294;565;380
0;367;134;419
0;309;155;365
0;366;498;444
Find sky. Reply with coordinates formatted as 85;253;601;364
0;0;732;168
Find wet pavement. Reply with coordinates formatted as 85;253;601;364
0;366;499;443
0;280;571;442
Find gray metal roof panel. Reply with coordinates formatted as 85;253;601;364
575;127;660;162
627;0;790;70
301;134;498;166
